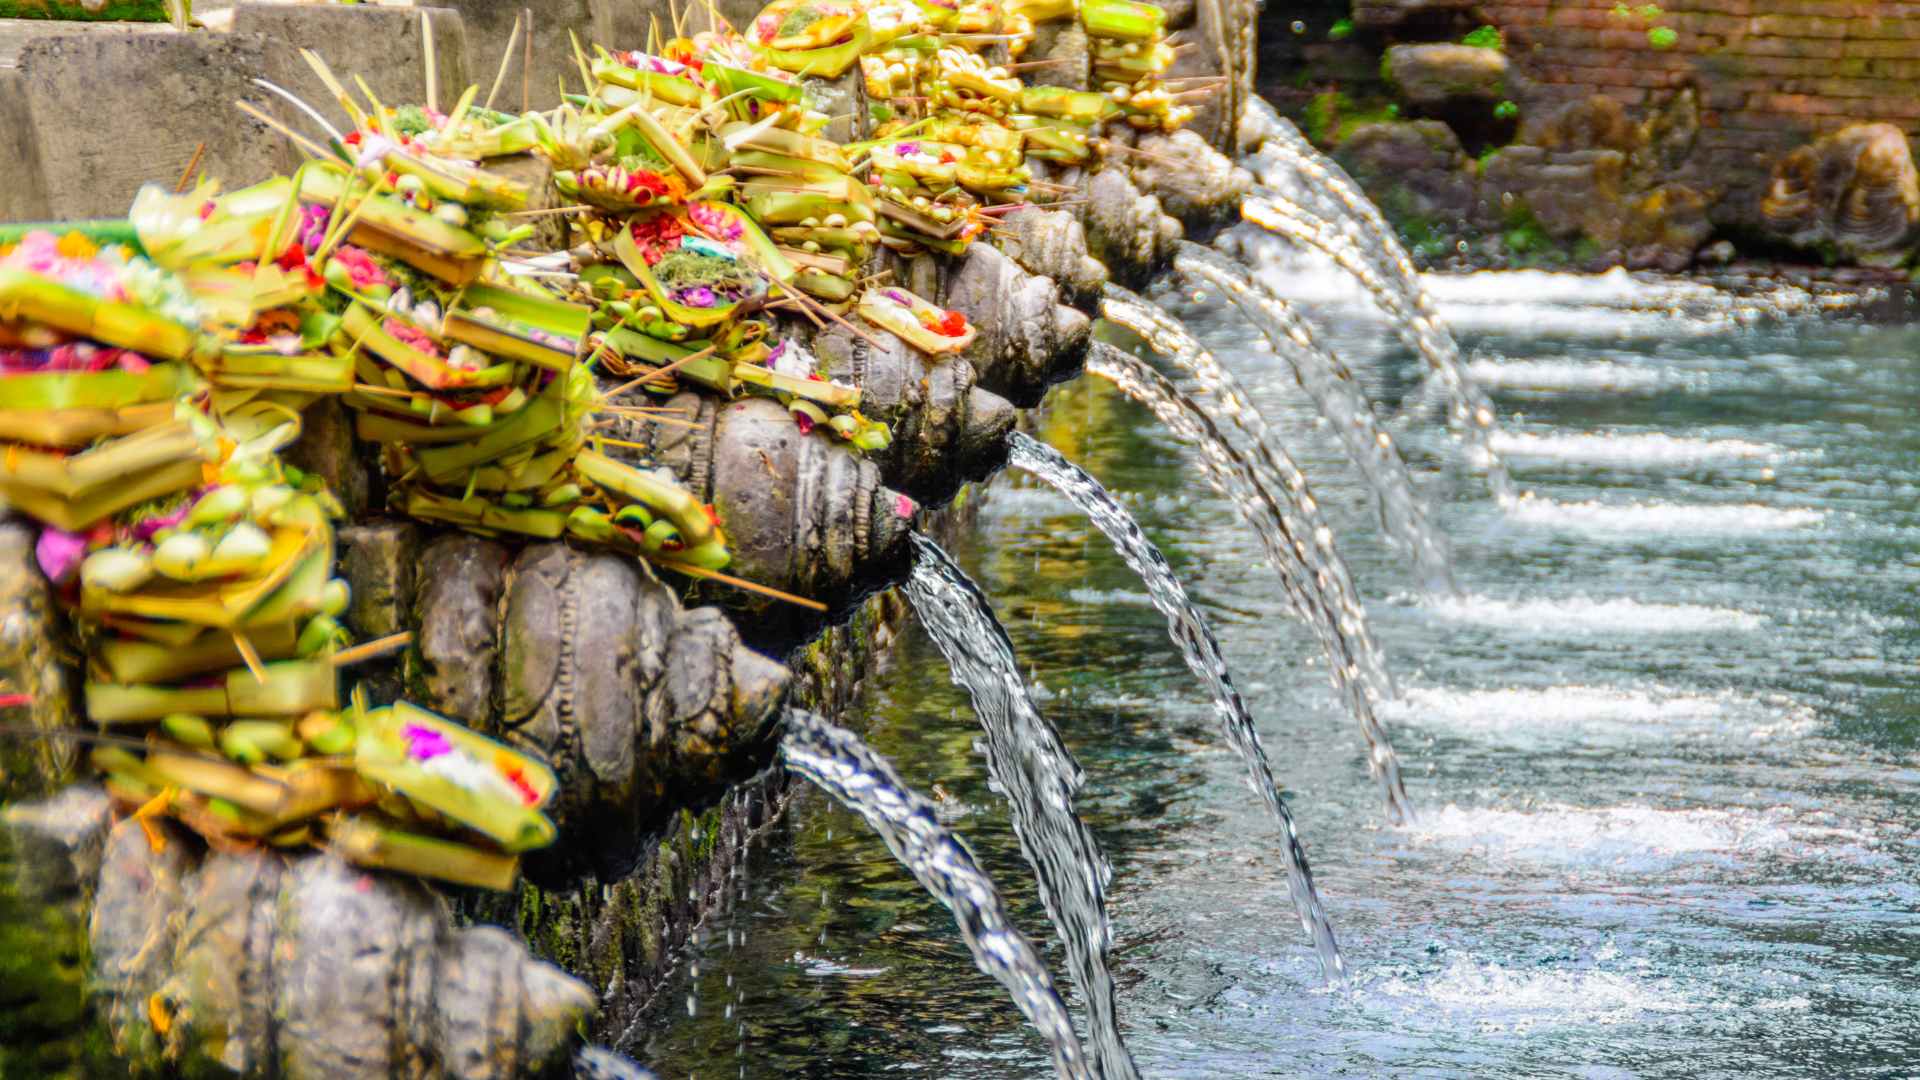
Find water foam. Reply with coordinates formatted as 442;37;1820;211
1403;804;1873;873
1356;955;1691;1031
1413;594;1767;635
1504;497;1826;535
1378;686;1813;746
1465;359;1676;394
1489;431;1789;468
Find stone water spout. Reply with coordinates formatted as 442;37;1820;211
807;324;1017;501
603;393;917;623
4;788;593;1078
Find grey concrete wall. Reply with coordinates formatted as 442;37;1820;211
232;4;471;122
1;23;303;218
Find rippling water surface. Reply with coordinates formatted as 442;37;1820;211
645;269;1920;1077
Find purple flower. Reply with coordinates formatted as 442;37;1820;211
34;529;86;586
896;141;920;156
297;204;330;254
678;286;718;308
401;722;454;761
132;501;192;542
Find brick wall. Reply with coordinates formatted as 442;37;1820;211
1478;0;1920;224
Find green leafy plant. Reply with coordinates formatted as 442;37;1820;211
1647;26;1678;49
1461;25;1504;51
1328;17;1353;40
1493;99;1519;120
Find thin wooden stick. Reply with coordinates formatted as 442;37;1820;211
420;11;439;114
483;11;523;111
233;633;267;684
1002;57;1069;70
783;286;888;351
353;382;417;399
174;142;207;193
501;205;596;217
330;631;413;668
235;101;331;160
593;410;706;430
648;556;829;611
1098;139;1181;165
522;7;534;114
597;344;719;399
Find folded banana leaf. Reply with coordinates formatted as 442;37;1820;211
328;815;521;891
85;660;339;723
355;700;556;853
381;150;531;212
82;523;328;630
401;488;570;538
441;285;589;373
591;54;709;108
297;167;488;287
96;620;301;685
858;286;977;354
573;448;725;557
1080;0;1165;41
0;268;200;361
340;303;516;392
0;458;206;533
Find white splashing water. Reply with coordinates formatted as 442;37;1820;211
1503;497;1826;535
1355;955;1694;1031
1380;684;1815;741
1412;594;1767;635
1489;432;1791;468
1465;359;1679;394
1402;804;1878;873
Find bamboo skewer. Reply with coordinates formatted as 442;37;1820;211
649;556;829;611
330;631;413;668
597;344;719;400
174;142;207;193
483;11;523;111
522;7;534;114
233;633;267;685
421;11;439;115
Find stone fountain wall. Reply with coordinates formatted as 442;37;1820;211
1260;0;1920;271
0;0;1247;1066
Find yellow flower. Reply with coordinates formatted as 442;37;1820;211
55;231;100;260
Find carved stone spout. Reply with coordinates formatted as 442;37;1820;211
79;813;591;1078
608;392;917;624
808;324;1016;500
943;243;1093;404
394;532;789;869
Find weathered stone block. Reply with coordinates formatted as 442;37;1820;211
0;24;303;218
1761;122;1920;265
1385;43;1509;109
1333;120;1477;229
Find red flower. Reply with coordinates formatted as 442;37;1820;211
936;310;967;336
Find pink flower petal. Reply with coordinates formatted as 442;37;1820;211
34;528;87;585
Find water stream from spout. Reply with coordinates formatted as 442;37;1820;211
1084;341;1415;825
904;535;1140;1080
1172;243;1457;596
779;707;1091;1080
1099;285;1397;701
1237;195;1518;504
1007;431;1346;977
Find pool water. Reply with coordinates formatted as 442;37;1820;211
642;267;1920;1079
